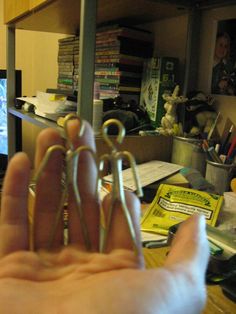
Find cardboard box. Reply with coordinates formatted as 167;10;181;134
139;57;178;127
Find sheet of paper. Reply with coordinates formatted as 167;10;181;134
103;160;183;191
216;192;236;235
17;96;38;106
99;185;110;200
36;91;65;113
222;192;236;213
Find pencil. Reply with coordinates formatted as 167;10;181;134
207;112;220;140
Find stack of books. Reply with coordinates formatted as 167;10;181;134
95;25;153;101
72;37;79;91
57;36;79;91
57;25;153;100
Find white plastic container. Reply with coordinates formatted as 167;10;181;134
92;99;103;135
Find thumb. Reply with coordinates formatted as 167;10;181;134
164;215;210;275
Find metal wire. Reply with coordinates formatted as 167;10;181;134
32;115;142;254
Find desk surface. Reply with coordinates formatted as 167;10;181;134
143;247;236;313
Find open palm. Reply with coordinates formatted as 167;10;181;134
0;120;209;313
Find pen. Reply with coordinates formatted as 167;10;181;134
226;146;236;164
221;124;234;154
207;146;223;163
142;239;167;248
226;136;236;160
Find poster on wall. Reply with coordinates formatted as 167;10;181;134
211;18;236;96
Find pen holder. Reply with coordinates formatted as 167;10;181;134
205;160;236;195
171;136;208;175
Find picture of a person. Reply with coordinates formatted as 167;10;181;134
211;32;235;95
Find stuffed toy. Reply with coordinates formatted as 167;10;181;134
177;91;217;136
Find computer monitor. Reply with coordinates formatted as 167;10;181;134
0;69;22;178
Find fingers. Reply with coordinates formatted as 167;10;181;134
32;118;140;257
165;215;210;278
102;191;144;266
0;153;31;257
33;128;65;250
66;119;100;251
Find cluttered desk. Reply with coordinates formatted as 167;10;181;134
13;89;236;311
97;111;235;310
24;159;236;313
28;160;236;312
134;165;236;313
136;163;236;312
15;111;233;313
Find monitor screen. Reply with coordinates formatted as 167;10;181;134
0;77;7;155
0;70;22;177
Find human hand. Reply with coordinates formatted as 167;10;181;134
0;120;209;314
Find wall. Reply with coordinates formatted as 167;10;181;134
0;0;64;163
198;5;236;137
145;7;236;138
143;14;189;90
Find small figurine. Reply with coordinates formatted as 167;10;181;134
158;85;187;135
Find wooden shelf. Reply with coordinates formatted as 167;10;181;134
6;0;190;34
4;0;30;24
8;107;173;163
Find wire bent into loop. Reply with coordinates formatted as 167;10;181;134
63;113;85;150
101;119;125;152
33;144;66;183
99;119;143;254
32;115;142;255
32;114;98;251
66;145;99;251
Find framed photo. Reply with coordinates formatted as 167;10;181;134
211;18;236;96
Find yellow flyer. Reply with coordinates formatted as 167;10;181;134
141;184;223;235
